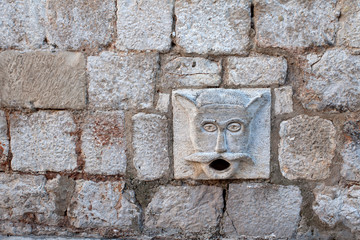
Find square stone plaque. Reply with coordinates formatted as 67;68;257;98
173;89;271;180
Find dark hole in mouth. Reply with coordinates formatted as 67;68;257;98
209;159;230;171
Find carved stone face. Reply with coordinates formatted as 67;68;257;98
173;89;271;180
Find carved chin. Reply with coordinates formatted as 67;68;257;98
201;160;239;179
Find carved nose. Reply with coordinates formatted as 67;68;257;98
215;131;227;153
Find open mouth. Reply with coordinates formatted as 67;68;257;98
209;159;231;171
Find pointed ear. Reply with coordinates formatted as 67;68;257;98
174;94;197;114
246;93;267;116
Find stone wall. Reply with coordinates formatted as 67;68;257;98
0;0;359;239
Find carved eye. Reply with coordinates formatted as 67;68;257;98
227;122;241;132
203;123;217;132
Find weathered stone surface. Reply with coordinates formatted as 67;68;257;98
341;120;360;181
160;56;221;88
274;86;293;115
279;115;336;180
68;180;140;229
225;56;287;87
0;111;9;167
313;184;360;233
337;0;360;48
82;111;127;175
254;0;338;49
173;89;271;180
0;51;86;109
0;174;61;225
156;93;170;113
300;49;360;112
0;0;46;49
175;0;251;55
224;183;302;239
11;111;77;172
132;113;169;180
46;0;116;50
88;51;158;110
116;0;173;51
145;185;223;234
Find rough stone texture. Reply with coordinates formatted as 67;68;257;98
274;86;293;115
173;89;271;180
46;0;116;50
0;51;86;109
68;180;140;229
337;0;360;48
145;185;223;234
300;49;360;112
88;51;158;110
225;56;287;87
0;174;61;225
279;115;336;180
341;120;360;181
0;0;46;49
254;0;338;49
132;113;170;180
175;0;251;55
160;56;221;88
0;111;9;167
11;111;77;172
156;93;170;113
82;111;127;175
224;183;302;239
116;0;173;51
313;184;360;234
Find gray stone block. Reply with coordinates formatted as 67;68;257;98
175;0;251;54
173;88;271;180
225;56;287;87
279;115;336;180
0;111;9;167
88;51;158;110
254;0;337;49
145;185;223;234
132;113;170;180
224;183;302;239
0;51;86;109
341;120;360;181
337;0;360;48
82;111;127;175
116;0;173;51
11;111;77;172
274;86;293;115
68;180;140;229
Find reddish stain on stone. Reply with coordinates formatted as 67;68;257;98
92;117;124;147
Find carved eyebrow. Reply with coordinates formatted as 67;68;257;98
225;118;245;124
201;119;216;125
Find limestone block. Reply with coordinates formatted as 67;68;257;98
225;56;287;87
46;0;116;50
224;183;302;239
0;51;86;109
313;184;360;234
173;88;271;180
337;0;360;48
254;0;337;49
0;0;46;49
279;115;336;180
300;49;360;112
0;174;61;225
145;185;223;234
10;111;77;172
175;0;251;55
0;111;9;166
88;51;158;110
116;0;173;51
132;113;170;180
274;86;293;115
156;93;170;113
160;56;221;88
82;111;127;175
68;180;140;229
341;120;360;181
